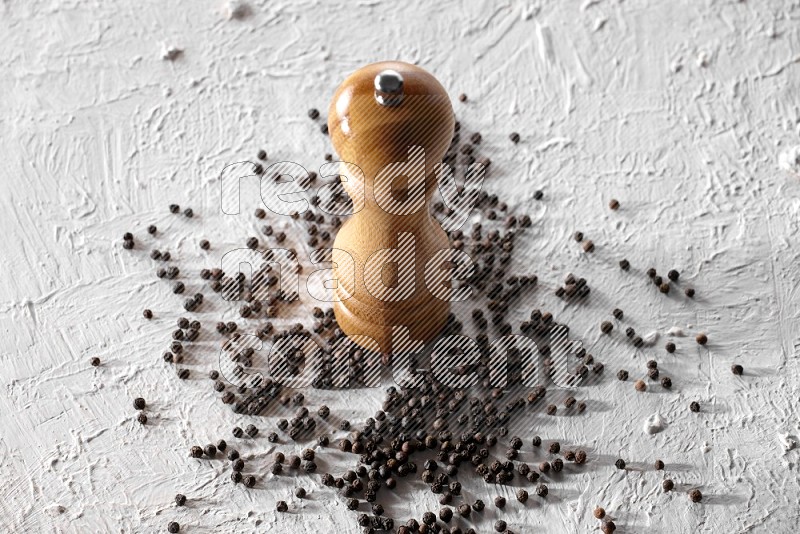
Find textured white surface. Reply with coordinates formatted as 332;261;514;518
2;0;800;532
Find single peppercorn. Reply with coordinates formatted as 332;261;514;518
90;357;101;367
143;309;153;319
696;333;708;345
494;519;507;532
685;287;695;297
167;522;180;533
689;489;702;502
615;459;626;470
663;479;674;491
509;132;520;143
635;379;647;392
133;397;146;410
602;521;617;534
612;308;623;320
583;240;595;252
601;321;613;334
609;199;620;210
516;489;528;503
654;459;665;470
276;501;288;512
594;507;605;519
190;446;203;459
175;494;186;506
690;401;700;412
573;231;584;242
494;496;506;508
617;369;629;381
619;258;630;270
666;341;676;353
137;413;147;424
660;376;672;389
732;364;743;375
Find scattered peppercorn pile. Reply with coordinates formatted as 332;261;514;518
115;101;733;534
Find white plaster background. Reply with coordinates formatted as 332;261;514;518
1;0;800;532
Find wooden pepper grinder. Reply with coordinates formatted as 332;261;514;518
327;61;455;354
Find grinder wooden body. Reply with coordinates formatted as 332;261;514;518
327;61;455;354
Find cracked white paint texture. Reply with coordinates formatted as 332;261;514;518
1;0;800;532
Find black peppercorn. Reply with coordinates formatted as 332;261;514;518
245;424;258;437
689;489;702;502
601;321;613;334
90;357;101;367
439;507;453;522
495;519;507;532
133;397;146;410
660;376;672;389
615;458;626;470
204;444;216;457
619;259;630;270
169;204;180;214
602;521;617;534
137;413;147;424
666;341;676;353
276;501;288;512
232;426;243;438
685;287;695;298
509;132;520;143
654;459;665;470
609;199;620;210
690;401;700;412
147;225;157;234
190;446;203;458
663;479;674;491
617;369;628;381
183;208;193;218
731;363;743;375
175;494;186;506
695;333;707;345
167;522;180;533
